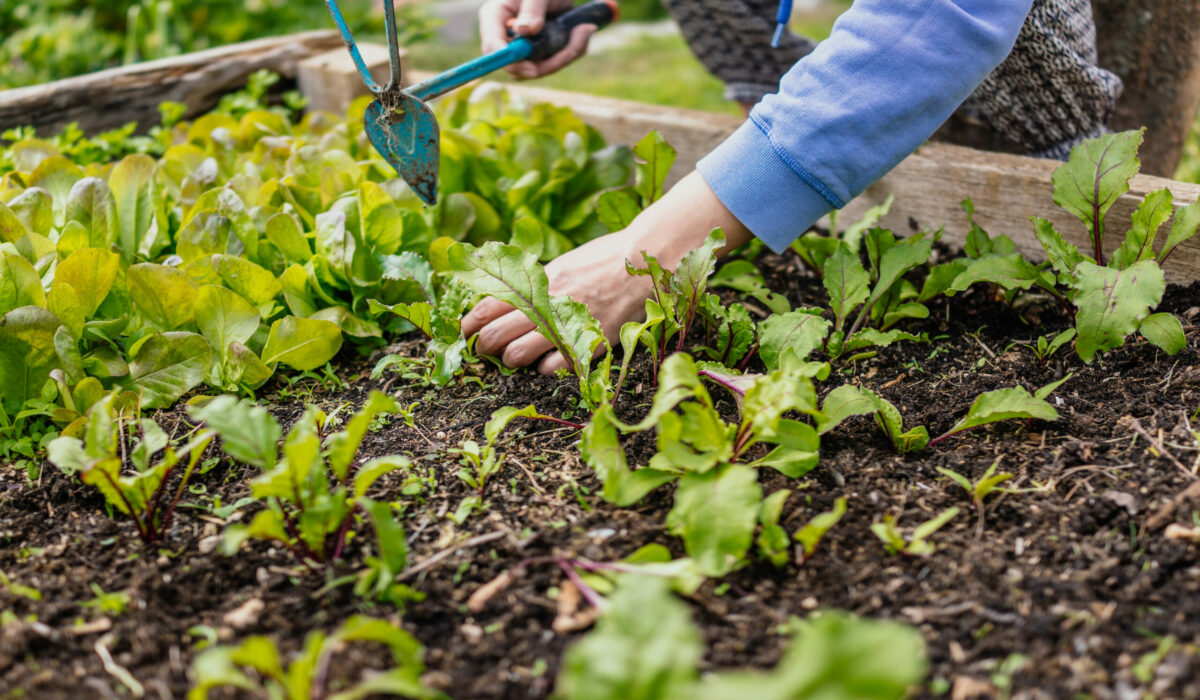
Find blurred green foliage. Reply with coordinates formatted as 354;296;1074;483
0;0;432;90
1177;110;1200;184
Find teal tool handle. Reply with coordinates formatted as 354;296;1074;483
521;0;619;62
407;0;618;102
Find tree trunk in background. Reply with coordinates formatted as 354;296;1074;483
1093;0;1200;177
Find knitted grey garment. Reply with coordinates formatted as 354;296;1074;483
661;0;1123;159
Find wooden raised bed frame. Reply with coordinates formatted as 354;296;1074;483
2;34;1197;283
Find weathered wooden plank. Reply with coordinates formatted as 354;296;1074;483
0;30;343;136
494;84;1200;283
1094;0;1200;177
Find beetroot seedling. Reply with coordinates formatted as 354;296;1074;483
794;497;848;565
938;461;1013;510
871;507;960;557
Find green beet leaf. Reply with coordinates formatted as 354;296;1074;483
554;576;702;700
125;332;212;408
581;406;676;506
667;463;762;577
0;200;29;244
794;497;848;563
1159;200;1200;264
757;309;831;371
822;243;870;331
195;285;260;357
818;384;928;453
1051;129;1143;264
632;131;677;206
1074;259;1164;362
756;489;792;568
1111;188;1174;270
932;386;1058;446
1139;312;1186;355
260;316;343;370
189;395;281;471
946;254;1041;295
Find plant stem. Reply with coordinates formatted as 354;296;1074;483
516;415;586;431
329;504;358;562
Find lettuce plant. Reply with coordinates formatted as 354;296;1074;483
47;392;215;544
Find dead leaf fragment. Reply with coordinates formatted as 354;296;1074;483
467;571;514;613
1164;523;1200;542
222;598;263;630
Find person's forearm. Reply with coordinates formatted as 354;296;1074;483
620;170;754;269
698;0;1034;253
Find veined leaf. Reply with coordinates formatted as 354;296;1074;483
1112;188;1174;270
1051;129;1143;263
1074;260;1165;362
667;463;761;577
946;254;1041;295
758;309;831;371
0;306;62;410
108;154;158;264
125;332;212;408
55;247;120;319
65;177;118;248
1139;312;1185;355
326;391;400;480
195;285;260;357
822;243;869;331
189;395;281;470
580;406;676;506
0;254;46;317
794;497;848;562
261;316;343;370
1032;217;1086;281
1159;200;1200;264
632;131;677;205
127;263;199;330
933;386;1058;446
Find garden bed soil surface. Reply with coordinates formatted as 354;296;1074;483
5;248;1200;699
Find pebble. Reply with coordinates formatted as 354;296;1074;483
587;528;616;540
223;598;264;630
801;596;818;610
460;623;484;644
197;536;220;555
435;431;446;440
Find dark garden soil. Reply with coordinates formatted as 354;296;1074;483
5;247;1200;699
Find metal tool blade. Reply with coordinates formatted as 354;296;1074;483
363;95;440;205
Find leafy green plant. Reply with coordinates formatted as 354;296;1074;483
938;461;1013;509
190;392;411;568
555;575;927;700
871;507;960;556
794;497;848;565
582;353;821;576
370;254;471;385
453;404;579;494
81;582;131;616
449;240;611;408
1019;328;1076;365
188;615;441;700
947;131;1199;363
817;384;929;453
927;378;1066;447
47;392;214;544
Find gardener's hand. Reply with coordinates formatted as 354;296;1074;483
479;0;598;79
461;171;755;374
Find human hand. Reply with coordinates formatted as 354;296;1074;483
460;171;756;374
478;0;599;79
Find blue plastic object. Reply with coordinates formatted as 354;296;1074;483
771;0;793;48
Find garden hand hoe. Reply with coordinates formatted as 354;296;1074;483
324;0;618;205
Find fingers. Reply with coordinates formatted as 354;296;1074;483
469;308;534;357
538;351;570;376
461;297;517;338
528;23;597;78
513;0;549;35
479;0;521;54
503;330;556;369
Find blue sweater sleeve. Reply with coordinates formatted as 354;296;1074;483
696;0;1033;253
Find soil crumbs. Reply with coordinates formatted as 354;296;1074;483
5;250;1200;700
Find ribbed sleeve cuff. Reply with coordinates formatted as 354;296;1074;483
696;120;838;254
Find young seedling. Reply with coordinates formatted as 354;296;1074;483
81;583;131;616
817;384;929;453
1019;329;1076;365
794;497;848;565
190;392;412;568
47;392;215;545
455;404;581;494
938;461;1013;510
927;377;1068;447
871;507;960;556
188;615;440;700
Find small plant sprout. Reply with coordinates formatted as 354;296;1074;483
938;461;1014;510
871;507;960;556
188;616;441;700
81;583;131;616
455;404;582;494
817;385;929;453
1020;329;1076;365
47;393;215;545
794;497;848;565
927;376;1069;447
190;393;413;569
